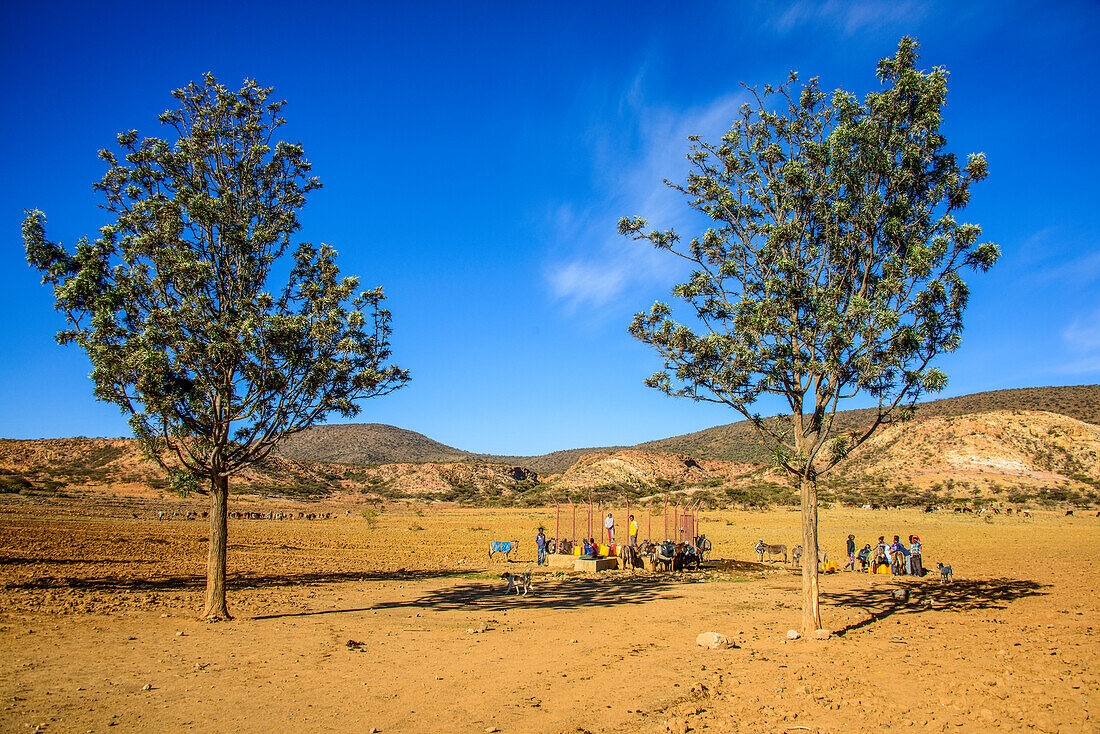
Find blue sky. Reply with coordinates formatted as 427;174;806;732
2;1;1098;454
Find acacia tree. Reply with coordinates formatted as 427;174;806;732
620;38;998;634
23;75;408;620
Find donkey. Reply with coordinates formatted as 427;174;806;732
755;539;787;564
791;544;828;568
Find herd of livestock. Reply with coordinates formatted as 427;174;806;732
534;535;713;572
155;510;338;521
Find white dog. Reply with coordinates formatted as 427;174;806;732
501;571;531;596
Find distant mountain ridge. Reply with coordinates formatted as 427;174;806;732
276;384;1100;472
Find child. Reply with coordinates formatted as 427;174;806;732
857;543;871;571
845;534;856;571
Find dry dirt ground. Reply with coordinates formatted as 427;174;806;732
0;497;1097;733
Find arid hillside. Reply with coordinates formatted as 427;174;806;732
547;449;756;492
824;410;1100;502
638;384;1100;464
0;437;538;502
2;387;1098;509
274;423;472;464
274;384;1100;471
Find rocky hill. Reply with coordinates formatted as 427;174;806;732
637;384;1100;464
274;384;1100;471
2;386;1098;509
827;410;1100;501
0;437;537;501
275;423;473;465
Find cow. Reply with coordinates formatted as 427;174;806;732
755;540;788;564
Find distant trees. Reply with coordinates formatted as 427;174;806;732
23;75;408;620
621;38;997;634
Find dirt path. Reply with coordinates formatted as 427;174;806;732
1;503;1097;733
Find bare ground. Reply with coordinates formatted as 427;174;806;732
0;498;1097;733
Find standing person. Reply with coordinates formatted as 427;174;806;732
535;527;547;566
845;534;856;571
909;535;923;577
891;535;909;575
878;535;891;572
629;514;639;547
604;512;615;544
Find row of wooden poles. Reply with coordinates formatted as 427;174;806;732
548;493;702;545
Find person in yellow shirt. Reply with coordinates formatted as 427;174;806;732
629;515;639;547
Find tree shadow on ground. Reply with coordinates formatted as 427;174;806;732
0;555;164;566
707;558;790;573
825;577;1049;636
2;568;473;592
363;573;689;614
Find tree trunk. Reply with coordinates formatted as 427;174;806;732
800;474;823;635
202;474;231;620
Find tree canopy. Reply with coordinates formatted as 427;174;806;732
23;74;408;618
620;38;997;632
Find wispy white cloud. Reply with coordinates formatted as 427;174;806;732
544;88;750;314
1058;309;1100;375
772;0;927;35
1064;312;1100;353
1029;249;1100;286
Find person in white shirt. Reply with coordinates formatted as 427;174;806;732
604;512;615;543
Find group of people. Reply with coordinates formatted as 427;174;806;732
601;512;639;546
847;534;925;576
533;513;643;565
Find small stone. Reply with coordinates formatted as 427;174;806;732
786;630;801;640
813;629;832;640
667;718;690;734
696;631;735;649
